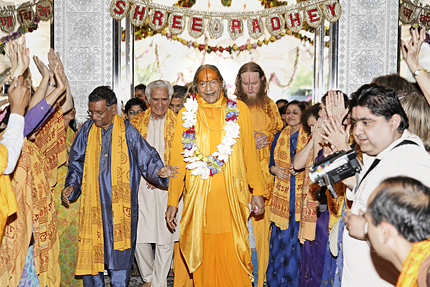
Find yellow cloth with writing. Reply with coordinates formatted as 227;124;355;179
0;144;16;240
168;94;265;279
249;98;283;200
0;140;61;287
397;240;430;287
131;107;176;165
76;115;131;275
34;108;67;187
298;147;319;243
270;126;309;230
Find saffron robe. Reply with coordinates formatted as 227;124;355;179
168;95;265;281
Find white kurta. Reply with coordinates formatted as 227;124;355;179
136;116;182;244
342;130;430;287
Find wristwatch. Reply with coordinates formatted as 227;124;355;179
413;69;428;76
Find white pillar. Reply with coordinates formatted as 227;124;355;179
338;0;399;95
54;0;114;122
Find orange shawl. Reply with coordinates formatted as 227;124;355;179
131;107;176;165
270;126;309;230
249;98;283;200
397;240;430;287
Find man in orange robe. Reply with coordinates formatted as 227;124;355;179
166;65;266;287
234;62;283;287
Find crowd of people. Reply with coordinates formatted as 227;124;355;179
0;26;430;287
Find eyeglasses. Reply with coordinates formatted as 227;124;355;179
87;107;109;118
198;79;219;89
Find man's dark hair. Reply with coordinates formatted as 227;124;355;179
124;97;147;114
173;85;188;99
276;99;288;106
301;103;321;134
350;83;409;132
368;176;430;242
89;86;117;106
135;84;146;91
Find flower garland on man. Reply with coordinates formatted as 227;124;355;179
166;64;266;287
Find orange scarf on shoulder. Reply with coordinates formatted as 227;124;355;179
270;126;309;230
397;240;430;287
131;107;176;165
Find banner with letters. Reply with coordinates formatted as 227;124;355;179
400;0;430;29
0;0;53;33
110;0;341;40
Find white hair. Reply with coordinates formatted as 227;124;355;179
145;80;173;100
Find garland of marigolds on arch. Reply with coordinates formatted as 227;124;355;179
124;25;329;56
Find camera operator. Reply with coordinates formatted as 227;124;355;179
323;83;430;287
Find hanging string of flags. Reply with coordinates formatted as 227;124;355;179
0;0;53;34
110;0;341;40
399;0;430;29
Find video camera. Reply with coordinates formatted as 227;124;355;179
309;150;361;199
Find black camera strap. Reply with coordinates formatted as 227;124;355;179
356;139;418;189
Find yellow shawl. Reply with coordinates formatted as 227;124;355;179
298;148;319;243
34;108;67;187
0;140;60;287
178;94;255;278
270;126;309;230
397;240;430;287
76;115;131;275
131;107;176;165
0;144;16;240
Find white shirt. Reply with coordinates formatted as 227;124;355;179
1;113;24;174
136;116;183;244
342;130;430;287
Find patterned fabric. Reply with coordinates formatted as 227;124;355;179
53;128;83;286
34;108;67;187
18;245;40;287
271;126;309;230
131;107;176;165
0;144;16;239
0;139;61;287
76;114;131;275
397;240;430;287
298;148;319;243
267;130;301;287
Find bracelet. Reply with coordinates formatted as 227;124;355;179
48;82;56;88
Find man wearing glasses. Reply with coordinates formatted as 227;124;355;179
62;86;178;287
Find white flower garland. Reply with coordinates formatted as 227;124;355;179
181;94;240;179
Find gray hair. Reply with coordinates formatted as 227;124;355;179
145;80;173;100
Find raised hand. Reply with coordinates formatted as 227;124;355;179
8;76;30;116
325;90;348;123
401;26;426;70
